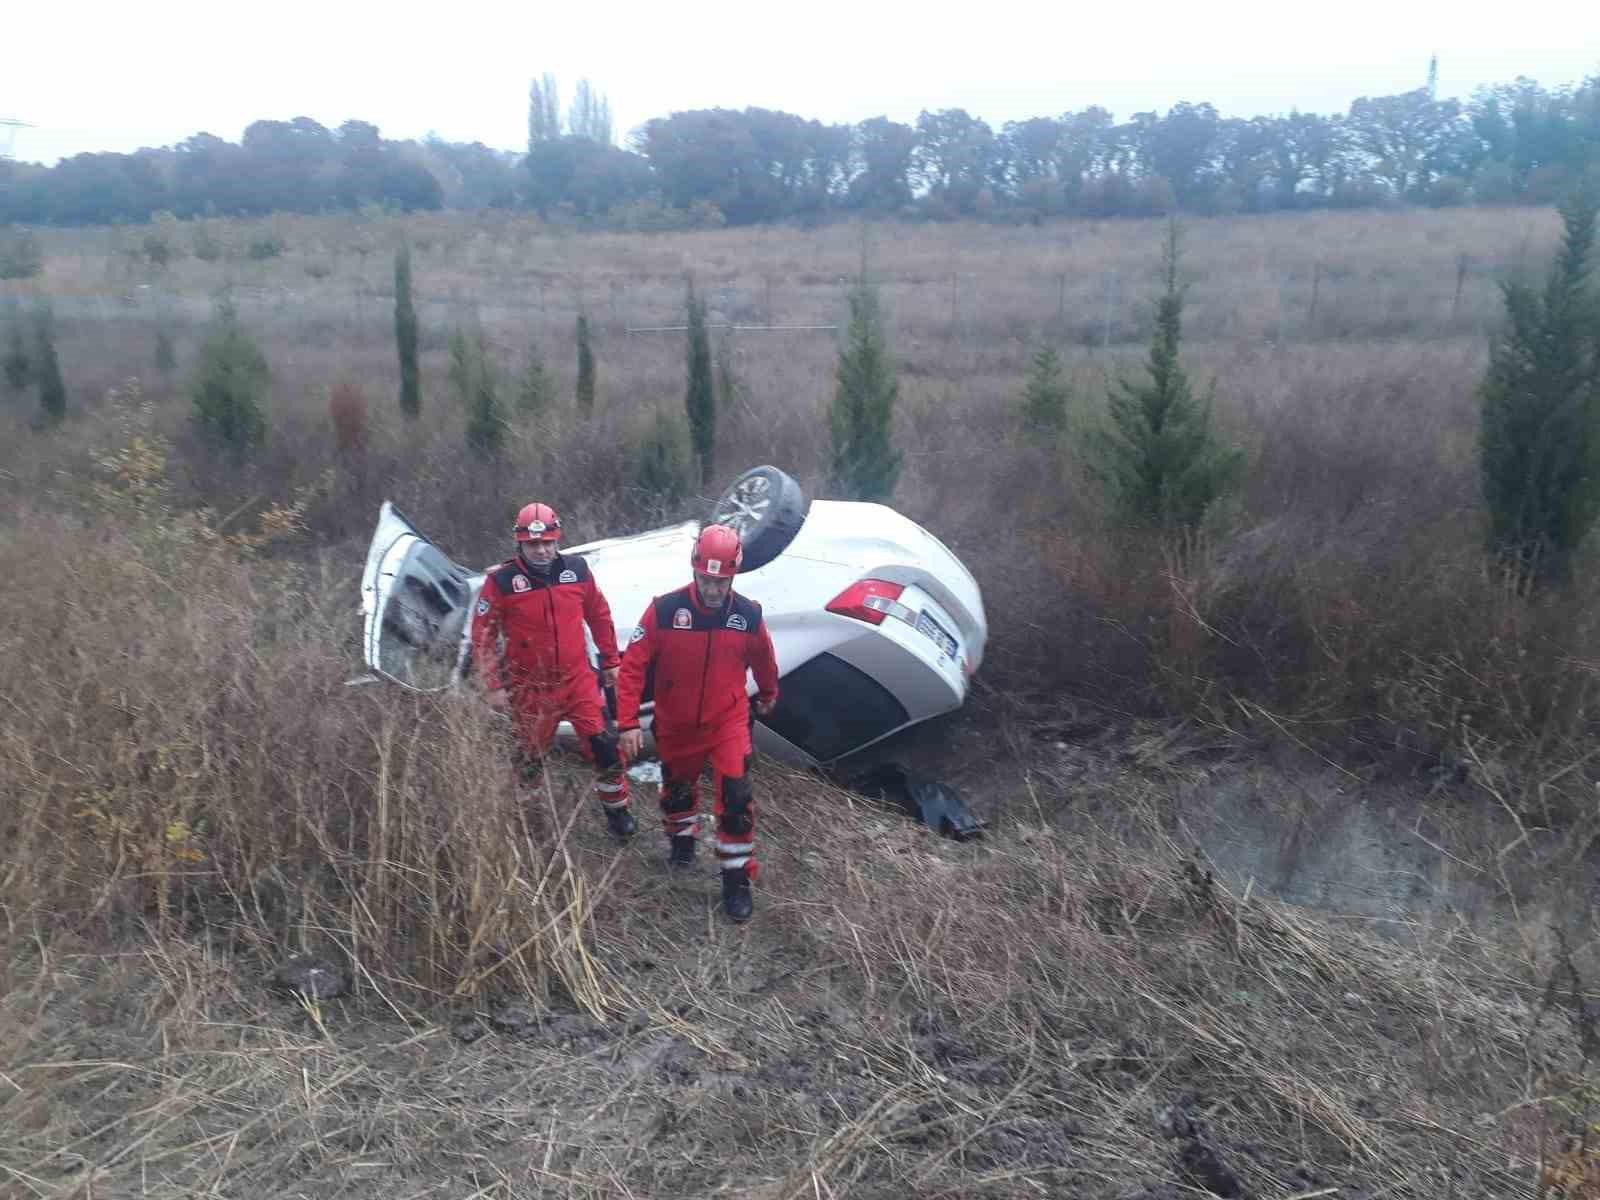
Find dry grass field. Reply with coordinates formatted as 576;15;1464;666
4;205;1600;1198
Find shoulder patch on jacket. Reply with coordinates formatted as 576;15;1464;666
553;554;590;584
727;593;763;632
491;560;529;594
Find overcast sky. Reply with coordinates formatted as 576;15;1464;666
5;1;1598;165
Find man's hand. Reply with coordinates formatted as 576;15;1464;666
754;697;775;718
485;688;509;711
601;667;619;689
618;729;642;761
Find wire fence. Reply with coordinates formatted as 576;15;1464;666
22;253;1512;358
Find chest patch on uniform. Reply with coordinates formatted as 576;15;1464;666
725;613;748;631
511;575;530;593
476;598;491;616
559;569;577;583
630;625;646;643
673;607;692;629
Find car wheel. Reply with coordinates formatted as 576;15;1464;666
709;465;808;571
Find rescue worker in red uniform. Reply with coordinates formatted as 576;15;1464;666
470;502;636;839
616;525;779;923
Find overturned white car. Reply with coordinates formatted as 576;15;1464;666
359;467;987;765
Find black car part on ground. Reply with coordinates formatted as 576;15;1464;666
843;762;985;841
709;464;809;572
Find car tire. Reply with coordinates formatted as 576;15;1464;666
709;465;808;572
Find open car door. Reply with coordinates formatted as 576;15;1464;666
359;502;484;692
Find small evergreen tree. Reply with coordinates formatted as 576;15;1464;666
1479;191;1600;588
154;327;177;372
190;298;268;458
685;279;716;486
395;244;421;418
1021;342;1069;439
3;313;31;393
465;338;506;459
576;312;595;414
636;408;691;504
830;269;901;501
34;304;66;425
448;327;473;407
0;229;43;280
715;331;746;416
517;335;555;417
1089;223;1241;529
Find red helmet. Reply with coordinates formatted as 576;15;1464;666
691;524;743;578
513;502;561;542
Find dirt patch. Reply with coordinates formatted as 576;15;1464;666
4;741;1584;1198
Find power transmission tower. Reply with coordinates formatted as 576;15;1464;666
1;116;35;160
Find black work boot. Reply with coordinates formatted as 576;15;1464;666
721;868;753;923
603;805;637;840
669;834;697;869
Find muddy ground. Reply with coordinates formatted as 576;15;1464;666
3;701;1596;1199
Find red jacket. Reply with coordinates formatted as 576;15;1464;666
616;584;779;738
470;553;620;692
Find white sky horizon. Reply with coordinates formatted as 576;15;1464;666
5;1;1598;167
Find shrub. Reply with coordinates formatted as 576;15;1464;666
191;221;224;262
449;327;472;407
576;312;595;414
34;304;66;425
636;408;691;505
1020;342;1069;439
1087;223;1242;529
155;328;177;373
394;245;420;418
830;266;901;501
685;278;715;486
329;381;369;459
247;232;286;260
451;330;505;459
517;335;554;417
715;331;746;416
0;228;44;280
1479;191;1600;589
142;211;185;267
3;311;31;392
466;361;506;459
190;298;269;458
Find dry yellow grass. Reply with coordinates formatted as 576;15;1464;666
4;205;1600;1196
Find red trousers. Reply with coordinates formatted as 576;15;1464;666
657;720;757;878
509;671;627;810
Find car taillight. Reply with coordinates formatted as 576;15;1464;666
827;579;914;626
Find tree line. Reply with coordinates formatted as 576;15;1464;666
1;72;1597;229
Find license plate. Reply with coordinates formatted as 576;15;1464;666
915;611;958;659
